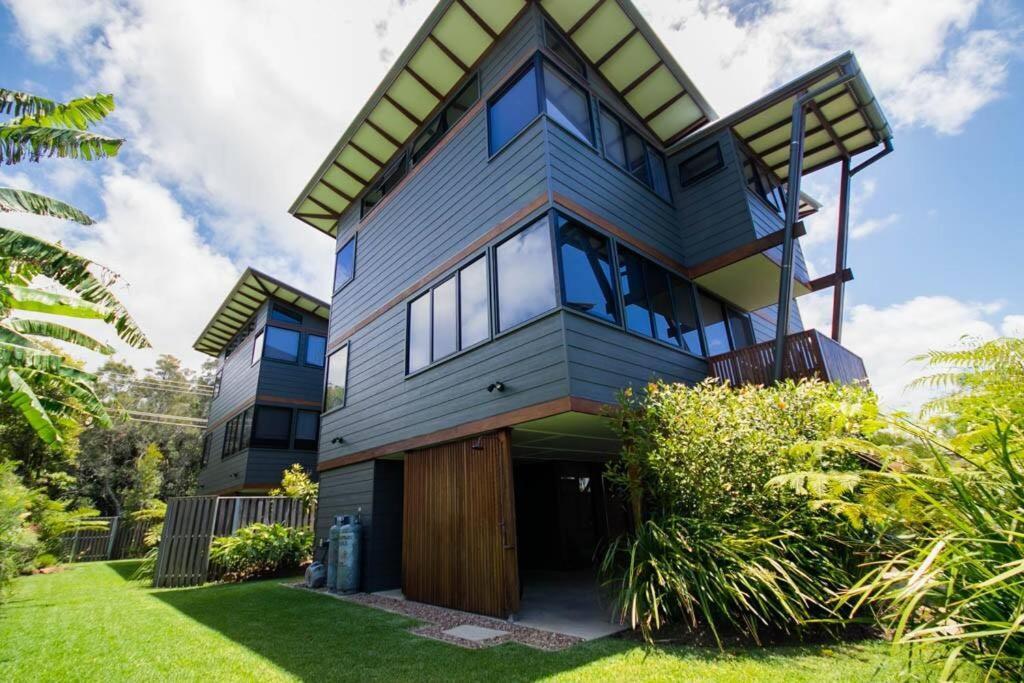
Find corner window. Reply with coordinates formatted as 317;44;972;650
407;255;491;373
679;143;723;186
251;329;264;365
324;344;350;411
264;326;300;362
617;247;652;337
270;305;302;325
740;145;787;216
496;216;557;332
542;63;593;144
556;214;618;324
544;22;585;78
670;279;704;355
488;63;540;154
598;104;671;201
305;334;326;368
213;368;222;399
222;407;253;458
251;406;292;449
294;410;320;451
334;237;356;291
361;155;408;218
412;76;479;164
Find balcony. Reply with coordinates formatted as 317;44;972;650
709;329;868;387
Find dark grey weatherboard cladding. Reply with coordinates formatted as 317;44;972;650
206;303;268;425
564;312;708;403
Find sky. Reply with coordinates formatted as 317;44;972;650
0;0;1021;411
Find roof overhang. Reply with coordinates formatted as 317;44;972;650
695;253;811;311
193;268;330;357
289;0;716;237
671;52;892;181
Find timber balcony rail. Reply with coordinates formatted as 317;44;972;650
709;329;868;387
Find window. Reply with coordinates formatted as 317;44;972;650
264;326;300;362
617;247;652;337
294;411;320;451
407;256;491;373
251;329;264;365
222;407;253;458
459;257;489;348
201;434;213;467
270;305;302;325
670;278;704;355
324;344;350;411
598;105;671;201
740;145;787;216
212;368;222;399
305;334;326;368
225;319;255;357
556;214;618;323
727;308;755;349
334;237;356;291
644;262;679;347
412;76;479;164
699;294;731;356
679;143;723;186
543;63;592;144
361;155;408;217
496;216;557;331
251;406;292;449
545;22;585;78
488;64;539;154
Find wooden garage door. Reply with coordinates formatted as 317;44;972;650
402;431;519;618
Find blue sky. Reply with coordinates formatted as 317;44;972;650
1;0;1021;409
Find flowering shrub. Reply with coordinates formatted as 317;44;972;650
209;522;312;581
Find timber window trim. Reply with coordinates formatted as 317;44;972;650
406;253;492;375
333;235;356;293
597;103;672;202
678;142;724;186
323;343;350;414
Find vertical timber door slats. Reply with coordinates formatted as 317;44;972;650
402;431;519;618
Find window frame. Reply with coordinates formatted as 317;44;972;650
212;367;223;399
221;406;253;459
678;142;724;186
250;329;265;366
543;21;586;79
596;102;672;203
554;213;620;325
261;325;301;365
250;405;293;450
304;333;327;369
493;214;559;335
333;235;357;294
293;410;321;451
201;434;212;467
269;304;302;325
323;342;351;414
360;153;409;219
411;74;480;165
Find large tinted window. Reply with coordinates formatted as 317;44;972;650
432;276;457;361
670;278;704;354
599;105;671;201
264;326;300;362
644;262;678;346
305;334;326;367
700;294;731;356
543;63;592;144
324;345;349;411
488;65;539;154
617;247;653;337
496;217;556;331
407;293;431;373
557;215;618;323
459;257;489;348
251;406;292;449
334;237;355;291
294;411;319;451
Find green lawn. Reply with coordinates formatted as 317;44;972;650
0;561;916;682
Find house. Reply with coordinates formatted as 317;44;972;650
193;268;330;496
288;0;892;619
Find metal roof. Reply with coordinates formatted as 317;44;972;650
670;52;893;180
289;0;716;236
193;268;330;357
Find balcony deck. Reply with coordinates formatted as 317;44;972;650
709;329;868;387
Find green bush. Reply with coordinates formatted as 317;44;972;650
209;522;312;581
602;379;878;644
32;553;58;570
1;462;37;598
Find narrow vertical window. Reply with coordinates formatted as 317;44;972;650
294;411;320;451
670;278;704;355
496;217;557;331
617;247;653;337
699;294;731;356
488;64;539;154
305;334;326;367
557;215;618;323
213;368;223;398
407;293;431;373
251;329;264;365
459;257;489;348
432;276;457;361
599;108;626;167
334;237;356;291
324;345;350;411
543;63;592;144
643;262;679;346
624;128;649;184
647;148;671;201
727;308;754;349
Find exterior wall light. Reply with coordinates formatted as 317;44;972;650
487;381;505;392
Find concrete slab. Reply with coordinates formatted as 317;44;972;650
442;624;508;642
514;571;626;641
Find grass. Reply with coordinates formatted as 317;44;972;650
0;561;922;682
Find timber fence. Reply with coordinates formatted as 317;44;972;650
59;516;158;562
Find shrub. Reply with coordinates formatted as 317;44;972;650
209;522;312;581
601;379;878;644
269;464;318;511
0;462;36;598
130;501;166;582
32;553;58;570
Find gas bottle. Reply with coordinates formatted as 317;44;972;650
336;510;362;594
327;515;346;592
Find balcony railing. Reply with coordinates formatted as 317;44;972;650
709;329;868;387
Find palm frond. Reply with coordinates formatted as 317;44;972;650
0;228;149;347
0;367;61;444
0;186;93;224
1;283;109;319
0;341;64;372
0;324;38;349
6;318;114;354
0;90;115;130
0;125;123;165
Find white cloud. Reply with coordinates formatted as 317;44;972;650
850;213;900;240
800;292;1018;412
1003;315;1024;336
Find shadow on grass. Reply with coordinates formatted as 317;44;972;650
105;559;144;583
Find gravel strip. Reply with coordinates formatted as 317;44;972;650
285;583;582;651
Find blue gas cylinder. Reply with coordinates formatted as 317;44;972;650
327;515;346;592
337;512;362;594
